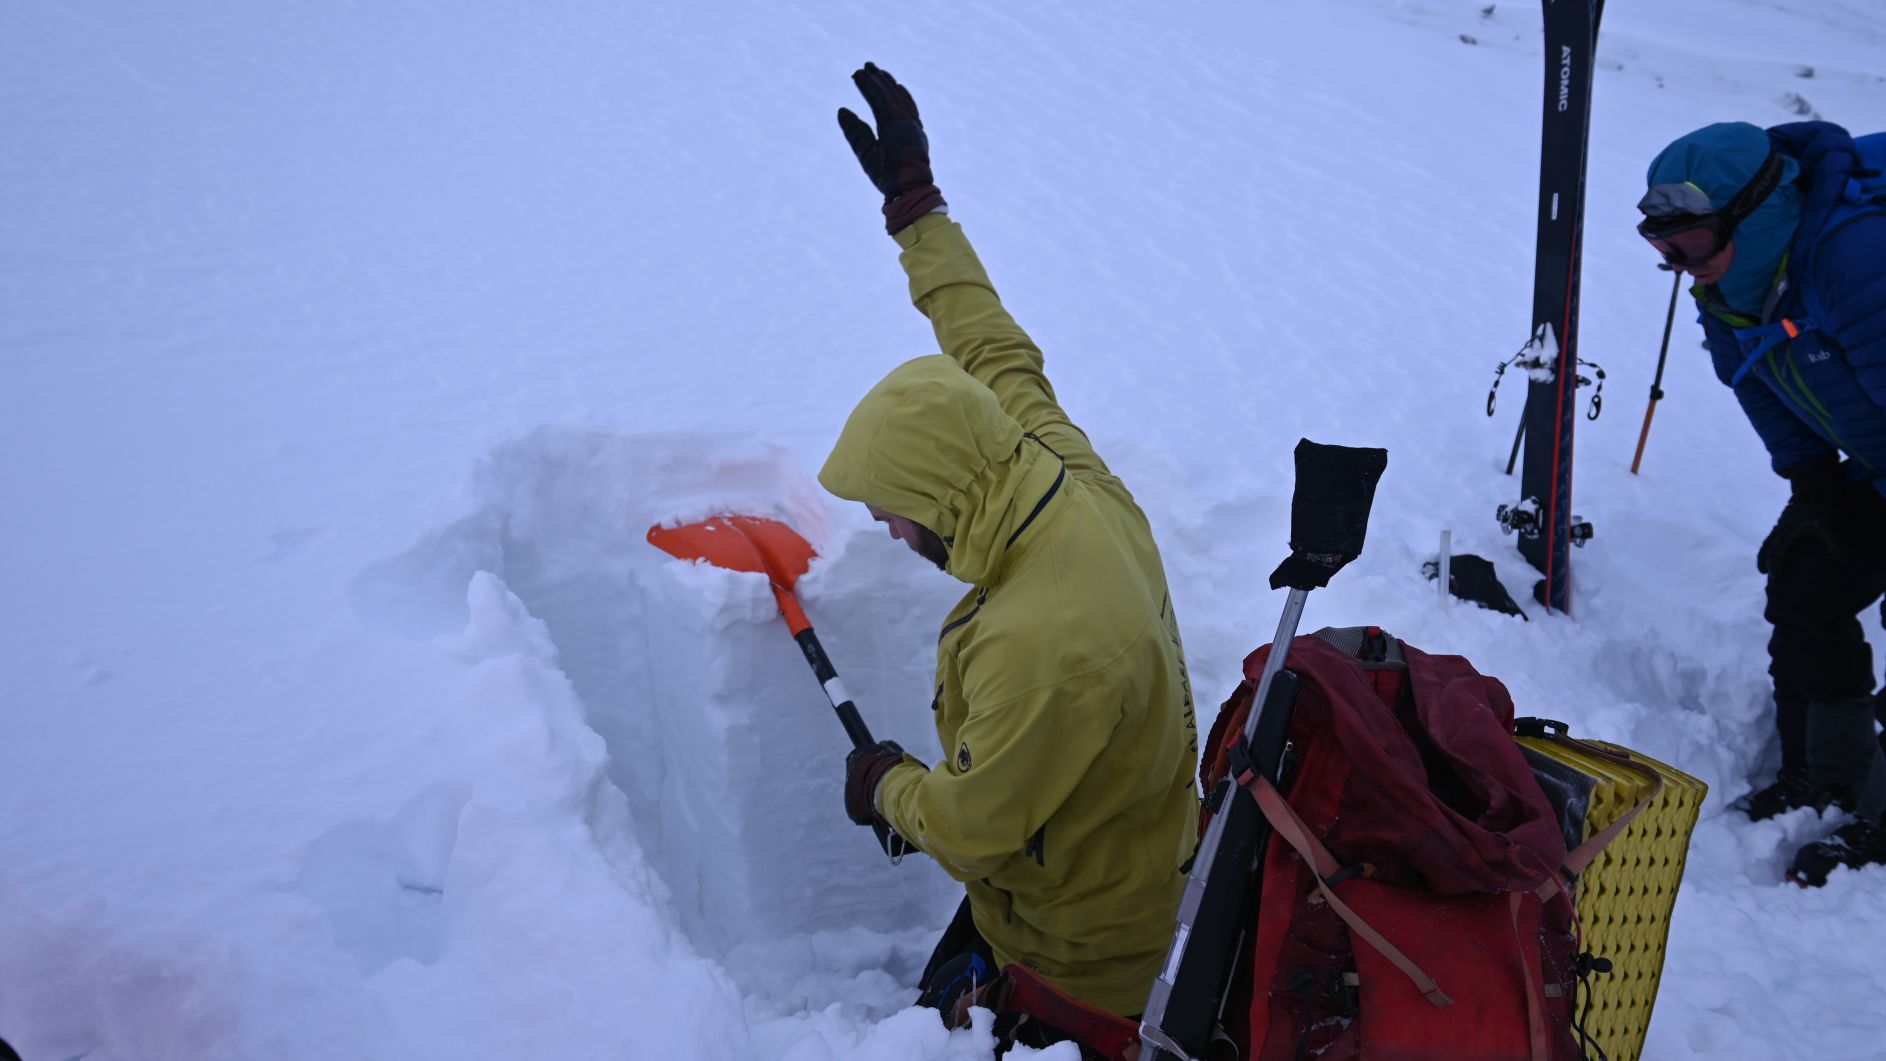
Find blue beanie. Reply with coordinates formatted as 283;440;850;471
1645;122;1802;313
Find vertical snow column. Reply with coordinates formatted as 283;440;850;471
1516;0;1602;613
637;553;952;957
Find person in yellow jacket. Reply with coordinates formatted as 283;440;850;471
825;63;1201;1041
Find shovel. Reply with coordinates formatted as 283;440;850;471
647;514;908;856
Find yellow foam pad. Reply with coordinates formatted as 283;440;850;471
1517;735;1707;1061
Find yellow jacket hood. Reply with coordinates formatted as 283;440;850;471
819;354;1062;587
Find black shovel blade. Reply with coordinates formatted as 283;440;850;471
1269;439;1389;591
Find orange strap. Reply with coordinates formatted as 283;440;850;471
1532;736;1666;902
1240;770;1453;1008
1510;892;1550;1061
1782;318;1801;339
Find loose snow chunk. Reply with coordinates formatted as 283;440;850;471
1521;324;1562;383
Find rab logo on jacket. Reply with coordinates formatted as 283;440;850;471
957;743;973;771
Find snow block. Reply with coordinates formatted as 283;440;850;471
628;535;959;958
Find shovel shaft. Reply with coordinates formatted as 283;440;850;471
648;514;907;857
794;627;875;748
793;624;909;857
771;584;812;637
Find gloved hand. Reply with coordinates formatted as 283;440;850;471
837;62;946;234
1759;501;1832;576
1759;457;1885;574
844;739;908;826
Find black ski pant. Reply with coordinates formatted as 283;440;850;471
1763;513;1886;768
917;896;1110;1059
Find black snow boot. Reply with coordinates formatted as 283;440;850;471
1804;697;1886;815
1787;818;1886;887
1734;766;1838;822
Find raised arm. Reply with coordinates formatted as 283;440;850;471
837;62;1111;481
892;215;1109;478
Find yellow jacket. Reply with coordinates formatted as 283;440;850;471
818;214;1200;1017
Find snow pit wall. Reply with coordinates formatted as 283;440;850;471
347;428;964;965
629;541;960;958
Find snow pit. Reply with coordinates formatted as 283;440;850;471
350;428;966;1000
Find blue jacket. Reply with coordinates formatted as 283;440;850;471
1657;122;1886;491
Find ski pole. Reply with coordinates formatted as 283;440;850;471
1140;440;1387;1061
1486;345;1526;476
1631;269;1682;475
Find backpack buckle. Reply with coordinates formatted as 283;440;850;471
1515;716;1568;738
1226;737;1256;783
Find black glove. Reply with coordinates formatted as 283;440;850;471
837;63;946;234
1762;503;1837;575
1759;457;1881;574
844;740;907;826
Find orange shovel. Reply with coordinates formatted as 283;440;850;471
646;515;876;750
648;514;910;857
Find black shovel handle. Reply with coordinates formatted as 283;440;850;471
793;626;911;858
793;627;874;748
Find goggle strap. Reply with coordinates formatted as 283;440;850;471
1719;149;1786;228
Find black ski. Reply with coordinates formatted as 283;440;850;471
1512;0;1602;613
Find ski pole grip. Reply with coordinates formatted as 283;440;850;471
1269;440;1389;591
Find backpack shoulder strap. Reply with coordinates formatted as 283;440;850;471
1727;316;1823;386
1239;770;1453;1008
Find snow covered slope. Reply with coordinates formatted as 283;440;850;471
3;1;1883;1058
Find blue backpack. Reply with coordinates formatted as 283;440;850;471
1802;131;1886;319
1838;131;1886;205
1729;131;1886;383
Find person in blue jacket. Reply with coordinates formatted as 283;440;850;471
1638;120;1886;886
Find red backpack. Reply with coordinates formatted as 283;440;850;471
971;627;1645;1060
1201;627;1602;1060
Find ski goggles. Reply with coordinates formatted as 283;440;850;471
1636;149;1785;267
1638;216;1731;268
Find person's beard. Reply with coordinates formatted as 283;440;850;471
913;523;951;572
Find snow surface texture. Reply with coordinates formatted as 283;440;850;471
4;1;1884;1058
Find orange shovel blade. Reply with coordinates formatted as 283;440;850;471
646;515;819;633
646;515;816;586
